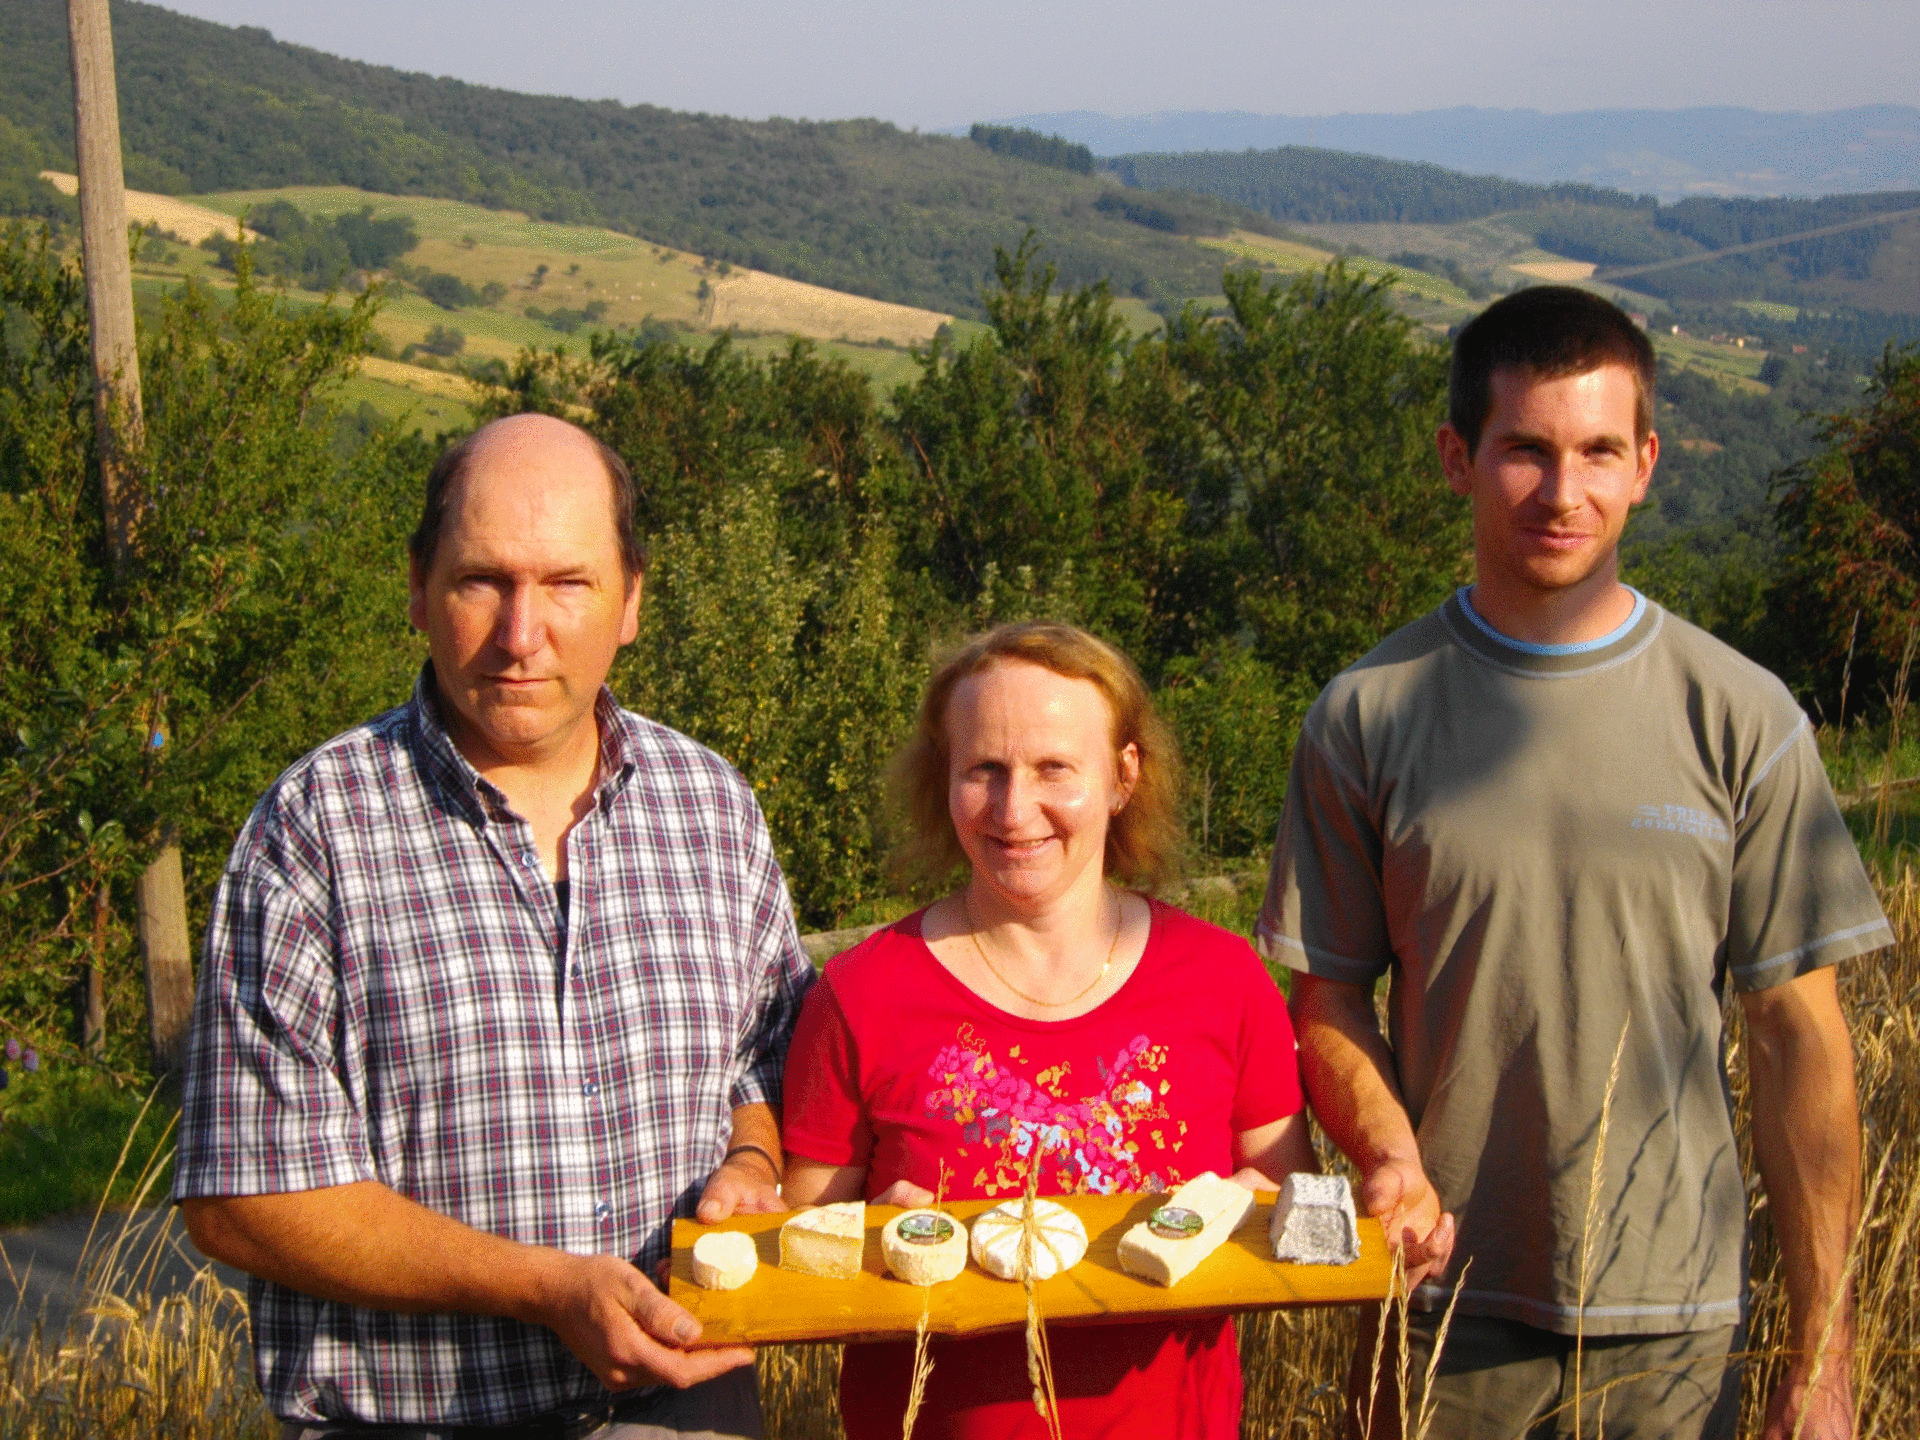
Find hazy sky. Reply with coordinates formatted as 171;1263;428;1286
155;0;1919;130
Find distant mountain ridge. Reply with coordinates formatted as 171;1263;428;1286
977;107;1920;200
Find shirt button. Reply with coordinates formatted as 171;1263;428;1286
593;1201;613;1223
582;1079;600;1098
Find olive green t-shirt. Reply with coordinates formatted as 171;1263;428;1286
1258;590;1890;1335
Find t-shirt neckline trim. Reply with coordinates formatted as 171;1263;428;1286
1457;585;1646;656
1441;590;1663;678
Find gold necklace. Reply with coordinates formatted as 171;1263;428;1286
964;886;1123;1008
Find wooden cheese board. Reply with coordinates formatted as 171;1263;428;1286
669;1190;1389;1346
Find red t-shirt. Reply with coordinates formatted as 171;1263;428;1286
782;899;1305;1440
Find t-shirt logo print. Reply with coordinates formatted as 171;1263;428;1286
925;1027;1177;1196
1630;803;1731;842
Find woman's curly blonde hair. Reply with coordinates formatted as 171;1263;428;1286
889;621;1183;891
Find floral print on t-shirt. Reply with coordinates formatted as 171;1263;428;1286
923;1021;1191;1195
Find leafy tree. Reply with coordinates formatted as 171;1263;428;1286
1767;345;1920;715
332;205;417;269
1147;264;1466;684
621;476;916;925
416;271;479;309
891;238;1182;658
0;225;420;1060
420;323;465;356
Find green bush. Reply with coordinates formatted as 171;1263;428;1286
0;225;422;1066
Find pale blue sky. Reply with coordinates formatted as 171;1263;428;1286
155;0;1919;131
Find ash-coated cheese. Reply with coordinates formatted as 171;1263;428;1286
690;1230;759;1291
779;1201;867;1279
881;1209;968;1286
1116;1171;1257;1288
1269;1172;1360;1265
969;1198;1088;1282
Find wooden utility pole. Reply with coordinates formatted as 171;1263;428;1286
68;0;195;1073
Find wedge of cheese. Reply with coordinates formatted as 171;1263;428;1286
1115;1172;1257;1288
690;1229;759;1291
969;1198;1087;1282
779;1201;867;1279
881;1208;968;1286
1269;1172;1360;1265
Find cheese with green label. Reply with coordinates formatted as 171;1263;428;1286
1116;1172;1256;1287
882;1208;968;1285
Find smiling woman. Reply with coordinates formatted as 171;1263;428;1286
779;621;1319;1439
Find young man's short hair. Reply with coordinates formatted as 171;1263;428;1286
1448;286;1657;455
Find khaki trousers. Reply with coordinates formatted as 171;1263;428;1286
1346;1311;1741;1440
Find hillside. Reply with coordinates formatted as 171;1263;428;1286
0;0;1272;319
1111;148;1920;320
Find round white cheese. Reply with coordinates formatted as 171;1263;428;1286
882;1208;968;1285
690;1230;759;1291
969;1198;1088;1282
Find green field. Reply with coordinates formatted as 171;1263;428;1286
116;184;954;428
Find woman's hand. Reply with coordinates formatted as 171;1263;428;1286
871;1179;937;1208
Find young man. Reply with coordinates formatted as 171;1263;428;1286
175;415;814;1437
1260;287;1889;1440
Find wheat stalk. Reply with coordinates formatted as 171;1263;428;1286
1573;1015;1631;1440
899;1162;952;1440
1016;1135;1063;1440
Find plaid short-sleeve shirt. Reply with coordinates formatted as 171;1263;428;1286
174;670;815;1426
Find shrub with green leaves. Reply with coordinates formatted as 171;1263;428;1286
0;225;423;1063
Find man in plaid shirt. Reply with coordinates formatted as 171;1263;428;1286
175;414;815;1438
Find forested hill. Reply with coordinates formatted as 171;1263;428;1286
1108;149;1641;225
1112;148;1920;312
0;0;1270;317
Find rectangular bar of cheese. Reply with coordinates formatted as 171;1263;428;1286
779;1201;866;1279
1269;1172;1360;1265
1116;1172;1256;1288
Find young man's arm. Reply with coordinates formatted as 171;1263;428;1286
1742;966;1860;1440
1289;973;1455;1286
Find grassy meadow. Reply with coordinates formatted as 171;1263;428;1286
6;853;1917;1438
99;181;961;431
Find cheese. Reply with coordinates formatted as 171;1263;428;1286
1116;1171;1256;1288
779;1201;867;1279
1269;1172;1361;1265
690;1229;759;1291
881;1208;968;1286
969;1198;1088;1282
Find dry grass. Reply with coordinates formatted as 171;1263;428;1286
7;870;1917;1439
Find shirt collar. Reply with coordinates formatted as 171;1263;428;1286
406;663;640;825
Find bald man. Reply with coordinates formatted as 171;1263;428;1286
175;415;814;1439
